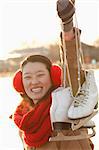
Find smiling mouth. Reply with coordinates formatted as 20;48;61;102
31;87;42;93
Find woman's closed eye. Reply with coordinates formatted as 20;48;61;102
23;75;32;80
23;73;46;80
36;73;45;78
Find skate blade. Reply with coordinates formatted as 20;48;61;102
71;110;98;131
49;127;96;142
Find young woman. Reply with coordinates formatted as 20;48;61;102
12;54;94;150
12;0;95;149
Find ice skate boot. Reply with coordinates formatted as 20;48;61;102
68;70;98;119
50;86;73;129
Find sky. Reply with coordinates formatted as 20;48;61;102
0;0;99;60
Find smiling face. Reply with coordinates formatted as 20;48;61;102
22;62;52;104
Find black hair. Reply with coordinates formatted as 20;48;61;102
21;55;52;72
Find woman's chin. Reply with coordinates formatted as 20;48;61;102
30;94;45;103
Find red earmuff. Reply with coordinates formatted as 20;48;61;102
13;70;25;94
50;65;62;88
13;65;62;94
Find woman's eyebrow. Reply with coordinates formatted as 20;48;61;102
23;73;31;76
36;70;45;73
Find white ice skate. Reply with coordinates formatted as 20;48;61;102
50;86;73;128
68;70;98;119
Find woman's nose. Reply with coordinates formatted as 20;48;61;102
31;76;39;84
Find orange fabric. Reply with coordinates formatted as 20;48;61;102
21;129;93;150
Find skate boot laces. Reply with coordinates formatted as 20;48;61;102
74;89;89;107
73;70;95;107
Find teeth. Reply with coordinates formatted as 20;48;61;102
31;88;42;93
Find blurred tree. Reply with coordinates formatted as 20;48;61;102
47;43;60;63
